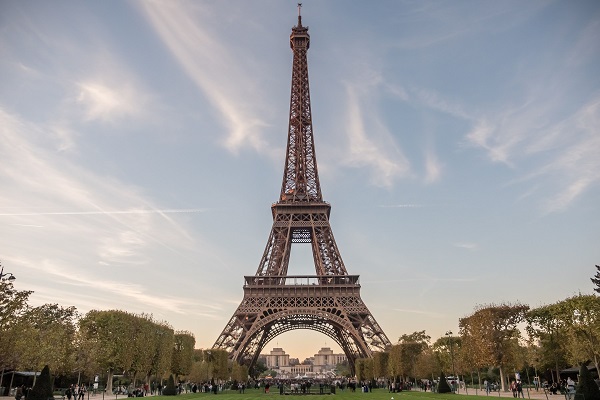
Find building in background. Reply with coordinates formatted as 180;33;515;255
260;347;347;378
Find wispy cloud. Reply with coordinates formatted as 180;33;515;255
454;242;478;251
340;82;411;188
391;308;445;318
0;107;218;297
0;208;206;216
138;2;272;156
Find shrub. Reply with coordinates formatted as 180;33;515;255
438;371;452;393
28;365;53;400
576;364;600;400
162;375;177;396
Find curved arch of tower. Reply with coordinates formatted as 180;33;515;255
213;8;391;375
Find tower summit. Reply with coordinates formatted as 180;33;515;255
213;9;391;374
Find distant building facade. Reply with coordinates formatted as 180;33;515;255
260;347;347;378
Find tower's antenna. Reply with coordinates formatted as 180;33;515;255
297;3;302;26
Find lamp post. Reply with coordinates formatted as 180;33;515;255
445;331;456;380
0;261;16;281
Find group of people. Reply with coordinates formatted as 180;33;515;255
544;377;577;397
65;384;86;400
509;380;525;398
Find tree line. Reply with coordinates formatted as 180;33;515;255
0;281;247;392
2;269;599;392
355;294;599;392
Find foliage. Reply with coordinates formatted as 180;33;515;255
162;374;177;396
0;281;33;370
335;360;351;377
372;351;389;379
398;331;431;380
18;304;78;373
211;348;230;381
459;302;529;390
27;365;53;400
355;358;366;381
78;310;139;393
146;322;175;382
387;344;402;380
251;359;267;378
413;348;440;380
171;331;195;379
528;294;600;372
437;370;452;393
231;361;248;382
576;364;600;400
592;265;600;294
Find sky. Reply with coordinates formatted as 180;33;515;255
1;0;599;362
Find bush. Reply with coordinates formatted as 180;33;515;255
438;371;452;394
28;365;54;400
162;375;177;396
576;365;600;400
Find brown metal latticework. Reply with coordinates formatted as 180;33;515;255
213;9;391;374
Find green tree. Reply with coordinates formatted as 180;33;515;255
17;304;78;374
78;310;137;394
129;314;156;386
0;280;33;371
413;348;440;381
171;331;195;379
372;351;389;379
437;370;452;393
387;344;402;382
576;364;600;400
459;302;529;391
211;349;230;382
556;294;600;372
398;331;431;381
335;360;351;377
27;365;53;400
526;303;569;383
146;322;174;384
162;375;177;396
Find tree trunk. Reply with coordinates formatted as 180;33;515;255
499;366;506;391
106;369;114;395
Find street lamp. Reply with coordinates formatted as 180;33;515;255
0;261;16;281
445;331;456;379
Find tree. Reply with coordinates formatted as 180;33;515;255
17;304;78;374
171;331;195;380
0;281;33;371
210;349;230;382
162;375;177;396
459;302;529;391
526;303;570;383
576;364;600;400
554;294;600;372
355;358;372;382
387;345;402;382
335;360;351;377
372;351;389;379
78;310;138;394
27;365;53;400
145;322;174;385
398;331;431;381
591;265;600;294
413;348;440;381
437;370;452;393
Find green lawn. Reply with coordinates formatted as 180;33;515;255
145;388;490;400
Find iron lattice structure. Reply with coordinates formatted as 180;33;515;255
213;11;391;374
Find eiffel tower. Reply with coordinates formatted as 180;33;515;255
213;7;391;373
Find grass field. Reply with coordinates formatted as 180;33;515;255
143;389;489;400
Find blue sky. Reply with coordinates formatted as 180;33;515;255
1;0;599;361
